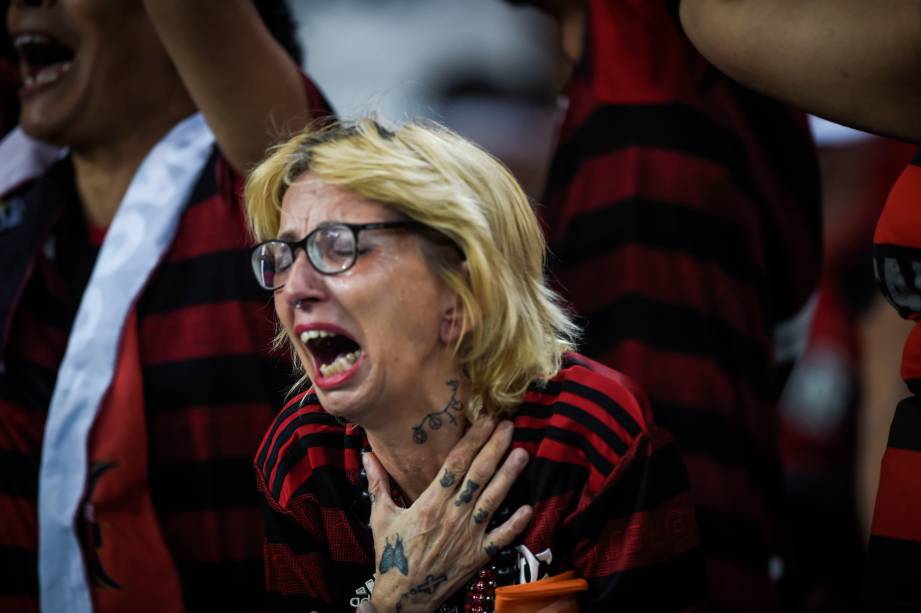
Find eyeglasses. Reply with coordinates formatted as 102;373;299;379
251;220;426;290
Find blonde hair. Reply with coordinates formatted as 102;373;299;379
245;118;578;417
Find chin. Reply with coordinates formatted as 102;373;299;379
18;99;82;148
315;390;365;423
20;118;67;146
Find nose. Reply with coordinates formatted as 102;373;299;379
279;249;327;310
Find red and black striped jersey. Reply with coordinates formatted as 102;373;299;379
865;148;921;610
0;159;85;613
255;354;709;612
0;72;333;613
540;1;822;611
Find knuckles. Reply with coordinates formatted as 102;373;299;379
443;458;469;480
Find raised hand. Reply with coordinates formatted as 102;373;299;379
364;419;532;612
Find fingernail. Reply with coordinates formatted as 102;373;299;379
356;602;376;612
361;450;369;469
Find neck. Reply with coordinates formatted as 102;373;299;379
72;103;195;228
364;376;472;502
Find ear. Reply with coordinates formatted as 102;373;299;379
439;262;470;344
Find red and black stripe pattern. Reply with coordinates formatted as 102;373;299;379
0;153;289;612
540;1;821;611
865;148;921;611
136;150;294;612
0;72;332;613
256;354;708;612
0;159;86;613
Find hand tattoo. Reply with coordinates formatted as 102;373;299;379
396;574;449;611
439;468;456;488
379;534;410;575
454;479;480;507
473;508;488;524
411;380;463;444
410;573;447;595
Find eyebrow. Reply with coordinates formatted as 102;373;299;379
276;221;342;242
276;228;302;241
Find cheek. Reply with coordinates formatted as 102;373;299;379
377;284;443;349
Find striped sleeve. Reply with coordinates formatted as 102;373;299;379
254;392;347;611
567;426;707;611
517;357;709;611
256;463;336;611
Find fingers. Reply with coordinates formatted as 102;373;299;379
362;451;396;517
469;447;529;526
422;417;497;502
482;504;533;561
450;420;515;510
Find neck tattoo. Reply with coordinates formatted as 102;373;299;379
410;380;463;444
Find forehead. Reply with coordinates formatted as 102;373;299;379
278;173;397;234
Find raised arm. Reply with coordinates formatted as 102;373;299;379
144;0;310;172
679;0;921;142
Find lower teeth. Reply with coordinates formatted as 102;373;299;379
26;62;71;87
319;350;361;377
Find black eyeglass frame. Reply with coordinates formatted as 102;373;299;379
251;220;428;290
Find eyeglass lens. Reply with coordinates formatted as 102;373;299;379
252;224;360;289
309;225;356;273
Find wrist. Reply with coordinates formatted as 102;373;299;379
369;583;399;609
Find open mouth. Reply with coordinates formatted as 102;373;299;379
14;33;76;90
299;329;363;379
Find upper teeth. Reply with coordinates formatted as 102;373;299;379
300;329;336;344
13;34;52;50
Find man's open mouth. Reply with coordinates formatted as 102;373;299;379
299;329;363;378
14;33;76;89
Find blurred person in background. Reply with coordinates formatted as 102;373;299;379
776;129;914;612
678;2;921;610
507;1;822;611
0;0;330;611
431;71;559;199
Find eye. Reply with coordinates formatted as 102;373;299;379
269;242;293;271
323;227;355;256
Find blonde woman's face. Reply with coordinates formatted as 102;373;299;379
274;173;457;423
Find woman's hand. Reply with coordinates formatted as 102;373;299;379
363;419;532;612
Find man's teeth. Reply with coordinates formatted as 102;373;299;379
300;329;335;344
318;351;362;377
14;34;51;50
23;61;71;87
